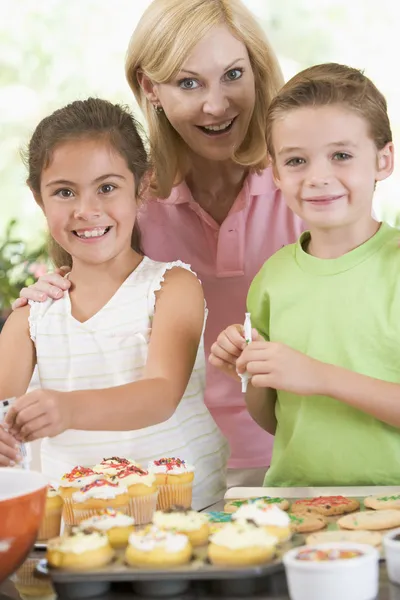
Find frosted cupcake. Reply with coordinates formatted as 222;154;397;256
153;507;210;546
125;525;192;568
148;458;194;510
37;485;63;541
80;508;135;549
12;559;56;599
109;465;157;525
232;501;292;542
71;479;130;523
208;521;278;566
46;527;114;570
59;466;102;525
93;457;139;476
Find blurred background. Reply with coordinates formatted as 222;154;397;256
1;0;399;312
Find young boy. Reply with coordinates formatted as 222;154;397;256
210;63;400;486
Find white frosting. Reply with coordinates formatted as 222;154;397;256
110;470;155;488
153;510;208;531
72;481;128;503
128;526;189;553
47;487;61;498
80;511;134;531
148;459;195;475
93;459;139;476
210;522;278;550
60;474;101;488
49;530;109;554
232;503;290;527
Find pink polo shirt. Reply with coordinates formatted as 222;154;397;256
138;167;302;468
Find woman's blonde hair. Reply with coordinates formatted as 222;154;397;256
126;0;284;198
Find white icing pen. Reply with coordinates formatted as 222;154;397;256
239;312;252;393
0;398;31;469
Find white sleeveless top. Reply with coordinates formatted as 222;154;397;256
29;258;229;509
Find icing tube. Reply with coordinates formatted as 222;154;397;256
0;398;31;469
239;312;252;393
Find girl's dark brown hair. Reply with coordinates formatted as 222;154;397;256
25;97;149;268
266;63;392;161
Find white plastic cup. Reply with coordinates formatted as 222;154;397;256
283;542;379;600
384;527;400;585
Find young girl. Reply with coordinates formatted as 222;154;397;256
210;63;400;487
0;98;228;508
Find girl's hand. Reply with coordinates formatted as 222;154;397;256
237;341;326;396
209;325;261;379
12;266;71;310
0;426;21;466
5;390;72;442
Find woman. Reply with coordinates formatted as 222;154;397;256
14;0;302;486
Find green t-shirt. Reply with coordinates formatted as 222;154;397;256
247;223;400;486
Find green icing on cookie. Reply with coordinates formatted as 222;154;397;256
231;496;284;507
289;514;304;525
206;511;232;523
377;495;400;501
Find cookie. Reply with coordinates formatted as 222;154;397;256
224;496;289;514
289;513;326;534
291;496;359;516
305;530;382;547
338;509;400;531
364;494;400;511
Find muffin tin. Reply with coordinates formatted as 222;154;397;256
36;485;400;598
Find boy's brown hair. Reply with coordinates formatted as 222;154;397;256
266;63;392;161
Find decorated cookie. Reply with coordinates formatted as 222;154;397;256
364;494;400;511
291;496;359;516
289;513;327;534
306;530;382;547
338;509;400;531
224;496;289;514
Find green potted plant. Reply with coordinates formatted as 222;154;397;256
0;219;49;331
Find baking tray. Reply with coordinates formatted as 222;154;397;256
36;486;400;598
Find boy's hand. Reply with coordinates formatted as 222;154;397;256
209;325;261;379
0;426;21;466
237;341;327;396
5;389;72;442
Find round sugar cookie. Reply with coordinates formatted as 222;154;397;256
224;496;289;514
306;529;382;547
289;513;326;534
338;509;400;531
291;496;359;516
364;494;400;511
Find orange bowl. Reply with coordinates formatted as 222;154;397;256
0;468;47;583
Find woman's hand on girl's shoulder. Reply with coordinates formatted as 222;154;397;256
12;267;71;310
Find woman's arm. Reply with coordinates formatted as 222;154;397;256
8;267;205;439
245;384;277;434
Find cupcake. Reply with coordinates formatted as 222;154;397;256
71;479;130;523
109;465;157;525
37;485;63;541
80;508;135;549
59;466;102;526
93;457;139;476
153;506;210;546
46;527;114;570
232;501;292;543
125;525;192;568
148;458;194;510
208;521;278;566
